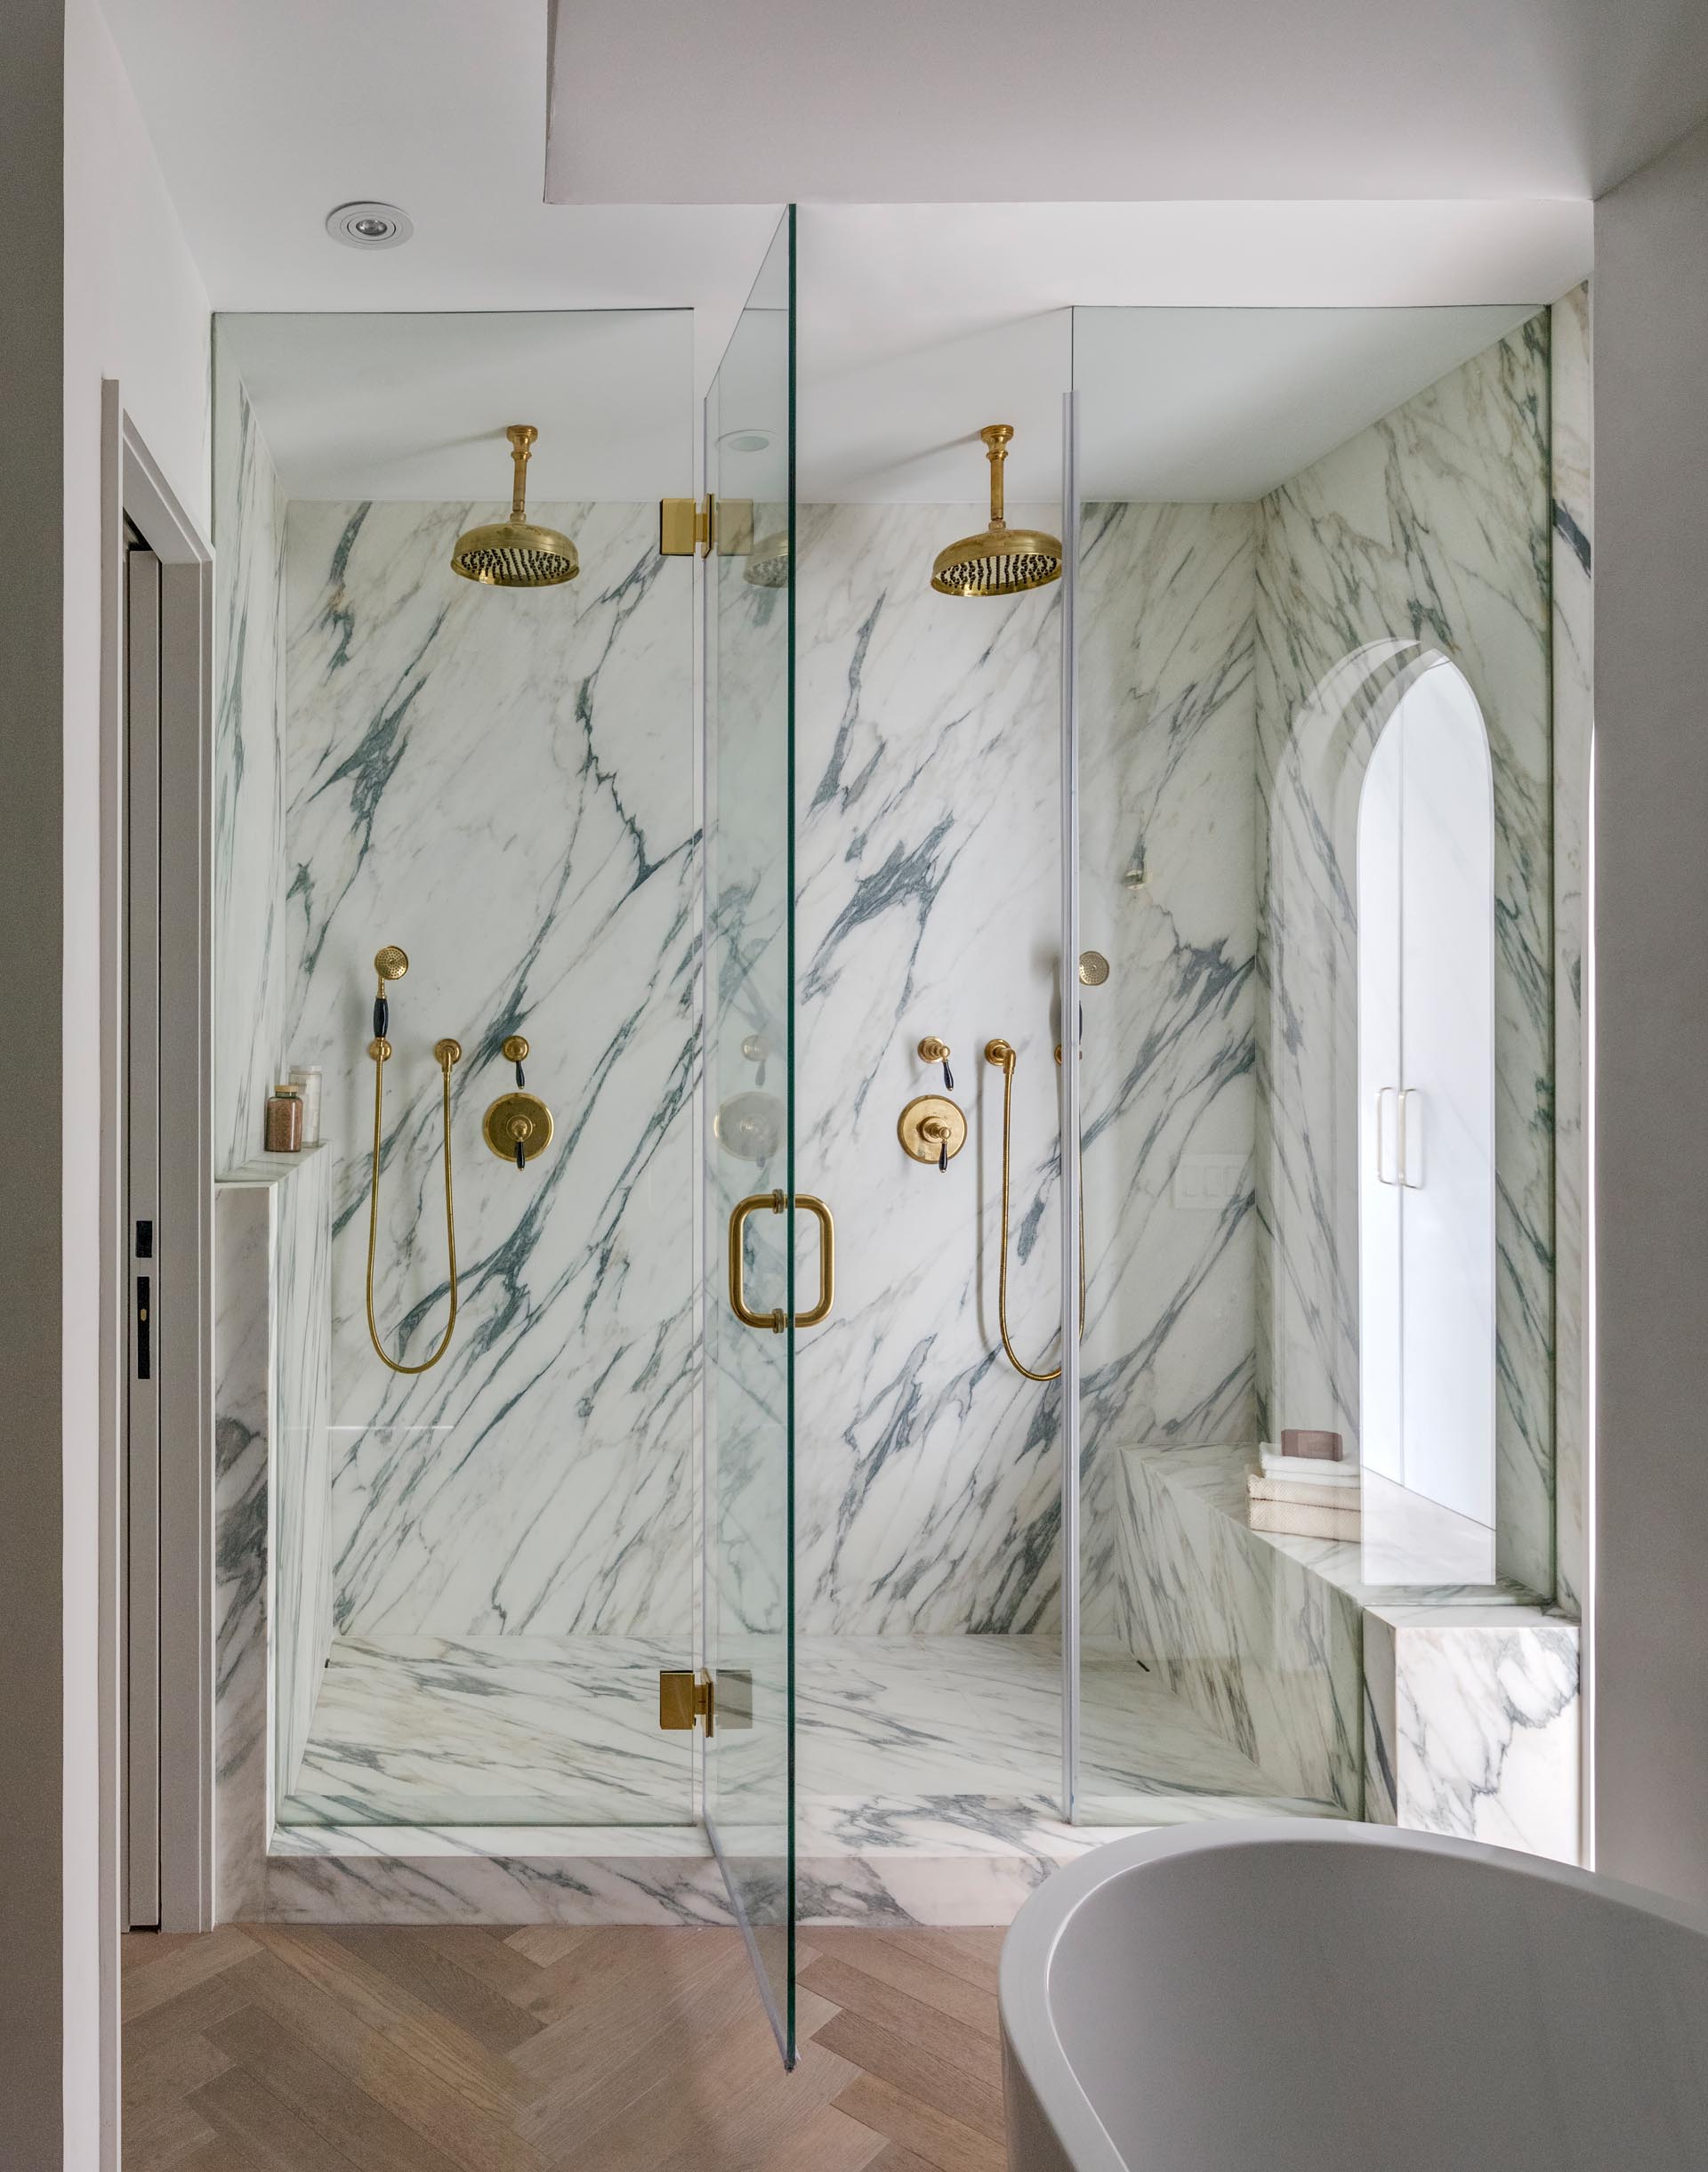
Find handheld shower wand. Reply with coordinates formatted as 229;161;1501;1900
365;946;462;1374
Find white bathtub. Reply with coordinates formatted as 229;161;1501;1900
1000;1820;1708;2172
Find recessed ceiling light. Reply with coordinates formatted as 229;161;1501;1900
719;430;771;454
326;201;414;250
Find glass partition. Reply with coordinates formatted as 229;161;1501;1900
1068;304;1556;1821
702;207;798;2060
212;306;700;1832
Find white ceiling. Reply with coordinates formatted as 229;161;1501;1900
218;312;694;501
547;0;1708;204
101;0;1604;500
97;0;781;379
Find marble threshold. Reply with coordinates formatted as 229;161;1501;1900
261;1633;1338;1926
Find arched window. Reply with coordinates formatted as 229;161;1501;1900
1357;659;1496;1529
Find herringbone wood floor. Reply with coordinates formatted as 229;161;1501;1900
122;1923;1011;2172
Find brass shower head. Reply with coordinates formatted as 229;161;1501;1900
931;425;1063;598
374;945;409;983
450;425;580;589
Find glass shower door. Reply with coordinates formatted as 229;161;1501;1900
701;208;799;2062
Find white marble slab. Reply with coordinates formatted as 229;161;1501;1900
280;499;698;1644
789;502;1069;1637
255;1629;1332;1923
1364;1605;1580;1863
1076;502;1261;1633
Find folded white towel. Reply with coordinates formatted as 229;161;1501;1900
1259;1445;1359;1487
1248;1498;1362;1541
1249;1474;1360;1512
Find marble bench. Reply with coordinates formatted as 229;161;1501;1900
1108;1443;1581;1861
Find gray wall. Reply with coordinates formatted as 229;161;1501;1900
0;6;67;2160
1594;113;1708;1902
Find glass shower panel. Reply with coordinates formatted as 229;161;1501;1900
1068;302;1555;1824
1068;306;1352;1825
212;308;700;1835
702;208;798;2062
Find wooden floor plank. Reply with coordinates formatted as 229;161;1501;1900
412;1925;576;2018
833;2072;1007;2172
123;1928;262;2021
126;1920;1014;2172
231;1950;556;2172
323;1927;546;2053
208;2003;470;2172
809;1931;1002;2032
243;1925;541;2119
171;2144;271;2172
123;1959;271;2068
189;2067;368;2172
713;2098;890;2172
802;1953;1002;2075
817;2008;1007;2142
119;2087;221;2172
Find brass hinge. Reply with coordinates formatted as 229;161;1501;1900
657;496;755;560
657;1667;754;1736
659;495;714;557
659;1667;714;1733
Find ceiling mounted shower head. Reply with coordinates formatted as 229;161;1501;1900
450;425;580;589
931;424;1063;598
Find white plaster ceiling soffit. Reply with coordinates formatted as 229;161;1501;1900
545;0;1708;204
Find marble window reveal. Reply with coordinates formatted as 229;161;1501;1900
281;501;697;1643
212;343;290;1175
1254;316;1556;1597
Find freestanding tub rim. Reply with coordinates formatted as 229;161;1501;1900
998;1817;1708;2172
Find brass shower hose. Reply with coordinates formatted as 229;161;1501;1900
985;1039;1087;1383
366;1027;462;1376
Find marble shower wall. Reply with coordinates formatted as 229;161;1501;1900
1254;316;1557;1596
793;502;1066;1635
280;502;697;1643
791;499;1259;1634
213;343;290;1173
1076;502;1260;1630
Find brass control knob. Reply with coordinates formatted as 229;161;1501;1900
482;1088;554;1165
898;1094;967;1167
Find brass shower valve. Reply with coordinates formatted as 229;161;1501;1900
898;1094;967;1171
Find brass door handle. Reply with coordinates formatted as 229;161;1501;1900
726;1191;835;1333
795;1194;834;1328
729;1191;786;1332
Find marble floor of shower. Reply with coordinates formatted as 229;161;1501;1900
278;1632;1337;1836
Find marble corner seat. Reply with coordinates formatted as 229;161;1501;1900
1109;1443;1582;1862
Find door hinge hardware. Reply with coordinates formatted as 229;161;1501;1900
657;1667;754;1735
659;494;720;557
659;1667;715;1734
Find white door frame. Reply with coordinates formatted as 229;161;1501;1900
99;381;215;1966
